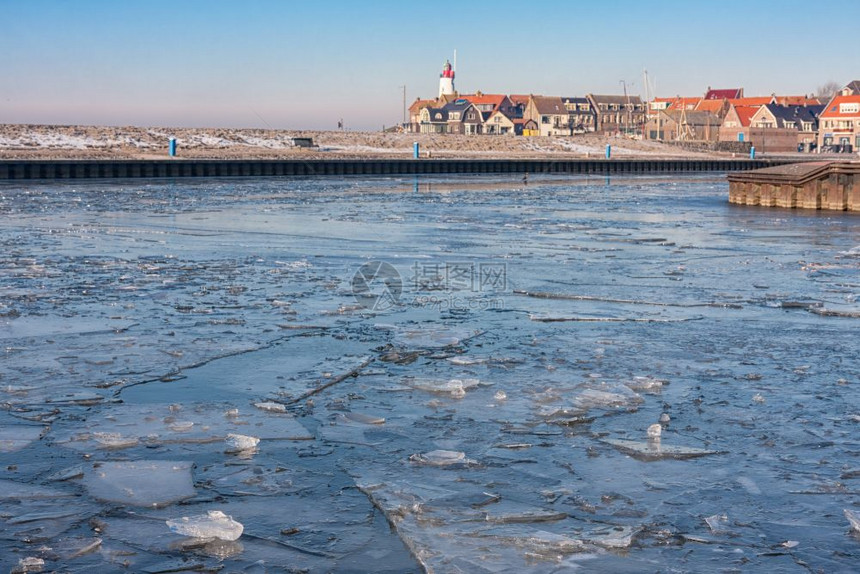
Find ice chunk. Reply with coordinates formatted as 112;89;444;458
0;479;75;500
647;424;662;438
225;433;260;453
705;513;729;533
624;376;667;393
404;377;481;398
845;508;860;531
343;411;385;425
585;525;640;549
83;460;196;507
12;557;44;573
573;383;643;410
409;449;475;466
494;390;507;401
0;425;45;453
92;432;139;449
253;401;286;413
166;509;243;541
603;439;723;461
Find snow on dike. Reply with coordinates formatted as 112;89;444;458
0;124;713;160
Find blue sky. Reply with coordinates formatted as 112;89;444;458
2;0;857;130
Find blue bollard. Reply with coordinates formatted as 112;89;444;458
413;142;420;159
605;144;611;159
169;137;176;157
750;146;755;159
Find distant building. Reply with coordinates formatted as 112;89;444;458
748;104;824;152
562;97;596;133
840;80;860;96
818;94;860;152
644;110;721;141
719;104;759;144
704;87;744;100
524;96;570;136
409;98;435;133
587;94;646;135
418;107;449;133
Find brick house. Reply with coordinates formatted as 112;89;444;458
719;105;759;143
418;107;449;134
817;94;860;152
586;94;646;135
409;98;436;133
443;100;484;135
524;96;570;136
644;110;721;141
748;104;824;152
562;97;596;133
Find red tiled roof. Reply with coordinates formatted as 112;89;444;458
705;88;743;100
509;94;533;105
459;94;507;105
733;105;759;127
728;97;773;106
775;96;821;106
695;99;726;113
409;99;435;113
666;97;701;111
819;95;860;118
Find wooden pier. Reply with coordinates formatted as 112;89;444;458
0;157;790;180
728;161;860;211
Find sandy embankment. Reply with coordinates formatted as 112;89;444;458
0;124;733;160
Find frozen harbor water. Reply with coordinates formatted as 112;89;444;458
2;173;860;572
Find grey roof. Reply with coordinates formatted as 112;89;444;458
442;100;473;113
531;96;567;115
425;108;449;122
843;80;860;95
764;104;825;126
587;94;643;105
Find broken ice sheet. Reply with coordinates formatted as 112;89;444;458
573;383;643;411
402;377;483;398
0;424;46;453
53;402;312;451
409;449;477;467
388;325;481;349
623;376;668;393
82;460;196;507
602;438;724;461
0;479;76;500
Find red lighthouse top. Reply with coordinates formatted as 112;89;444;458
441;60;455;79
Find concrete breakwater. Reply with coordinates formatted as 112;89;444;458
728;161;860;211
0;157;790;180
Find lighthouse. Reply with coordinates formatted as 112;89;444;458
438;60;455;98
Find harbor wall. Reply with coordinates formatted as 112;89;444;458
0;158;790;180
728;162;860;211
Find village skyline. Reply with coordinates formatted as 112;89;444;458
2;0;859;131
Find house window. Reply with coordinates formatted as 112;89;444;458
840;103;859;114
542;116;550;124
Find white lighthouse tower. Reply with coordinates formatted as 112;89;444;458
438;59;455;98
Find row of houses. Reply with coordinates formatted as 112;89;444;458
410;93;647;138
408;65;860;153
